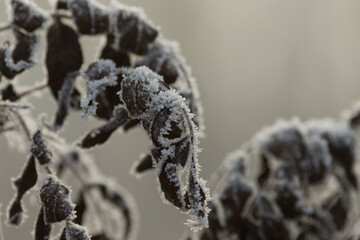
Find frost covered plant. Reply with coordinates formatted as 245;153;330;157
0;0;209;239
186;105;360;240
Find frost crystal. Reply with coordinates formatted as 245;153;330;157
39;176;75;223
65;222;90;240
136;38;205;136
30;130;52;165
80;59;118;118
120;67;210;230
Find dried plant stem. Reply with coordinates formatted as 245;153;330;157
0;125;19;133
8;109;31;140
17;82;48;99
0;103;31;109
0;24;11;32
59;149;110;234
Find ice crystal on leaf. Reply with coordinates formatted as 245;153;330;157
39;176;75;223
80;59;118;118
120;66;210;230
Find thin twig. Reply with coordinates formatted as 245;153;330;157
9;109;31;140
54;146;110;234
17;82;48;99
0;24;11;32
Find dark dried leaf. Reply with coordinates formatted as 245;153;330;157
39;176;74;223
12;29;38;65
275;183;304;219
69;0;109;35
11;0;46;32
8;199;22;225
159;160;186;209
35;207;52;240
90;234;109;240
93;37;130;120
323;192;349;230
261;214;291;240
1;84;18;102
133;154;153;174
56;0;69;10
121;67;210;228
80;60;118;118
218;174;252;232
79;106;129;148
30;130;52;165
261;126;306;163
123;119;140;132
8;155;37;225
135;41;179;85
324;132;358;188
100;36;131;68
257;154;270;186
112;9;158;54
73;192;86;225
65;222;90;240
52;72;78;131
0;42;33;79
46;18;83;103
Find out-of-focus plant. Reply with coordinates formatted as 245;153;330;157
186;104;360;240
0;0;210;239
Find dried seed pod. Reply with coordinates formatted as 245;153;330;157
109;7;158;55
1;84;18;102
46;18;83;103
80;60;118;118
68;0;109;35
11;0;47;32
120;66;210;230
39;176;75;223
30;130;52;165
65;222;90;240
8;155;37;225
35;207;52;240
78;106;129;148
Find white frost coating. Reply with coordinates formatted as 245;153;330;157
137;38;205;137
341;100;360;123
304;118;356;149
1;42;34;72
80;59;117;118
255;117;301;146
107;1;157;51
121;67;210;231
10;0;48;26
65;222;90;240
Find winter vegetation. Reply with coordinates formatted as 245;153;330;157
0;0;360;240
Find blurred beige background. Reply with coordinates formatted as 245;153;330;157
1;0;360;239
